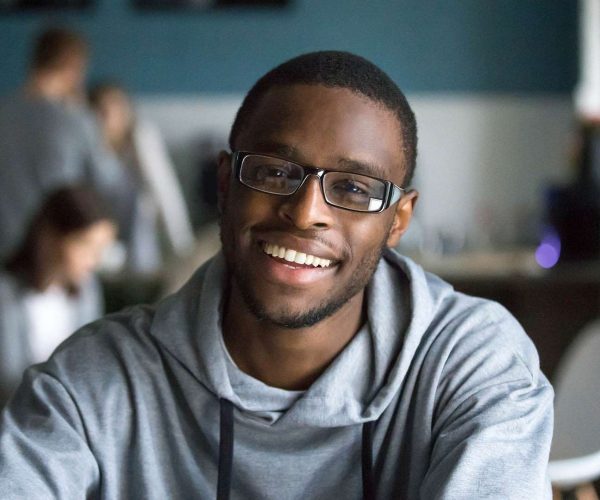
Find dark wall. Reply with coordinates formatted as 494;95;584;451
0;0;578;94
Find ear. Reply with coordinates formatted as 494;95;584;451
386;190;419;248
217;150;232;214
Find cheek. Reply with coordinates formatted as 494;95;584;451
71;249;87;268
221;191;250;256
344;214;393;260
61;245;94;276
105;109;125;131
223;188;277;239
60;248;80;274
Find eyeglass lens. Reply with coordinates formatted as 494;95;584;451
239;154;386;212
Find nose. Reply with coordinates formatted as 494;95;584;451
278;175;335;230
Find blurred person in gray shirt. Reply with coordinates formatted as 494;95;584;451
0;27;134;262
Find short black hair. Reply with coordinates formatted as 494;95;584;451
229;51;417;185
30;27;88;72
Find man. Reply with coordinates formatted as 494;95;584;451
0;27;133;261
0;51;553;498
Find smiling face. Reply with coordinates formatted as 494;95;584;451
219;84;417;329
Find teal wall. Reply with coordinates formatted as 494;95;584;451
0;0;578;95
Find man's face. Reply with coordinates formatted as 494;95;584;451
60;52;88;98
219;84;416;328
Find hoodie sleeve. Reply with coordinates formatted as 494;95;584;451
0;276;26;405
420;302;554;500
0;367;100;499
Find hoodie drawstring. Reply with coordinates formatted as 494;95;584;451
217;399;376;500
362;421;376;500
217;398;234;500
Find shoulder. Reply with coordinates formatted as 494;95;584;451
424;285;550;417
39;305;159;389
63;104;98;132
0;271;22;303
5;299;177;427
386;254;553;448
432;296;539;381
384;250;547;392
62;303;156;351
35;256;219;389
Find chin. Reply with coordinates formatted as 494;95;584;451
238;280;357;330
65;272;87;288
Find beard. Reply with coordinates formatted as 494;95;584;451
234;245;385;329
220;209;389;329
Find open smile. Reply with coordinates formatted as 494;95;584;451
262;242;333;268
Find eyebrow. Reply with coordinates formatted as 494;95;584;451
335;158;387;179
250;141;388;179
251;141;298;159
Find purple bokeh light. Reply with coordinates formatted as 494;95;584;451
535;228;561;269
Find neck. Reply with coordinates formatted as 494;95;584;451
108;131;132;155
37;266;67;292
222;282;366;390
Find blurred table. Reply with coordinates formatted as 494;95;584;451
415;250;600;381
100;272;165;315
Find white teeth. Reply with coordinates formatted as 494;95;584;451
262;242;332;268
284;249;297;262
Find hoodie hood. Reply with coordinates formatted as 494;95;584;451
150;248;453;428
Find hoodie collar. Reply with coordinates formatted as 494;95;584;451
150;249;437;427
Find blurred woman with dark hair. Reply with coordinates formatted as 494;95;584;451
0;186;117;405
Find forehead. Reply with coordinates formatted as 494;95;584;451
64;221;115;247
235;84;406;184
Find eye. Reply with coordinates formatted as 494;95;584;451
266;166;289;178
254;164;291;178
330;179;369;196
346;181;367;194
250;163;299;191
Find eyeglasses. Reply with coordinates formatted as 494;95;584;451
231;151;405;213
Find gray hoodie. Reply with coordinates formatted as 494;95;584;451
0;249;553;499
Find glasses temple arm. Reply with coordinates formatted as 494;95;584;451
389;185;405;206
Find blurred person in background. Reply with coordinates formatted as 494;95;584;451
0;186;116;407
162;146;222;294
89;82;194;273
0;27;134;263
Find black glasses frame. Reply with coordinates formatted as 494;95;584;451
231;151;405;213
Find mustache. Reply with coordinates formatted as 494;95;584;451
251;224;346;257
